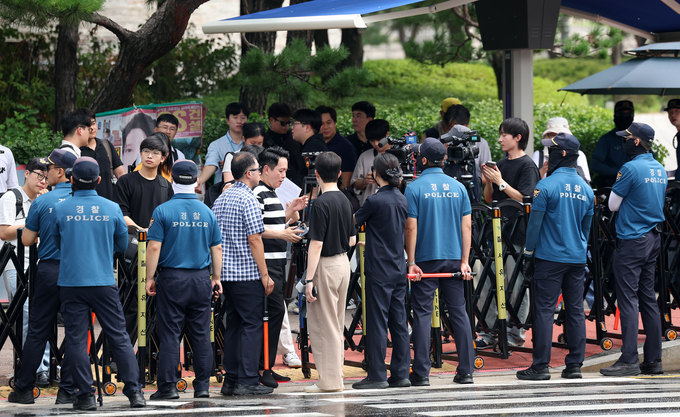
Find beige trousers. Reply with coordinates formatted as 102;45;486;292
307;253;350;390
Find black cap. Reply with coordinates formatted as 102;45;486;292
616;122;655;143
541;132;581;150
614;100;634;114
71;157;100;183
172;159;198;185
419;138;446;162
664;98;680;111
40;148;77;169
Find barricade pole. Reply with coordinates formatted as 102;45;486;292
430;288;442;368
491;202;509;359
359;225;366;336
137;229;147;386
591;196;609;348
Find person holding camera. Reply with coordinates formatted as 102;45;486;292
352;153;411;389
517;133;594;381
405;138;475;386
304;152;356;393
145;160;223;400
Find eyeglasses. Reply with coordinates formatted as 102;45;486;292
141;148;162;156
292;121;306;128
275;119;291;126
248;166;263;173
31;171;47;181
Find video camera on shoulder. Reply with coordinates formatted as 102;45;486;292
439;127;480;165
380;130;419;184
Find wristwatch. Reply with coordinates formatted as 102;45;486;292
499;182;508;191
407;261;416;267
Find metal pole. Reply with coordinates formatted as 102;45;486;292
491;201;509;358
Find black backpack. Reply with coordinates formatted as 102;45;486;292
0;189;24;218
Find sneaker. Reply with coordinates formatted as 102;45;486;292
474;338;494;350
600;361;640;377
36;371;50;387
352;378;388;389
73;393;97;411
150;386;179;400
304;384;343;393
516;367;550;380
221;380;235;396
126;390;146;408
347;299;357;310
640;359;663;375
8;387;34;404
233;383;274;395
259;370;279;388
561;366;582;379
283;352;302;368
288;300;299;314
409;373;430;386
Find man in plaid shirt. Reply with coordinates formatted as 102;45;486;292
212;152;275;396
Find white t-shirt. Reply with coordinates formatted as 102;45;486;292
0;145;18;194
0;188;32;271
221;153;235;174
532;149;591;182
60;140;82;158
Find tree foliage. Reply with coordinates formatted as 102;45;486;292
0;0;103;26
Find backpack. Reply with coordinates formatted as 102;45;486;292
0;189;24;218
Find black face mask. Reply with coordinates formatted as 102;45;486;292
614;114;634;131
623;139;648;160
547;148;579;176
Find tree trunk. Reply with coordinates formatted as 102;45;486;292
487;50;503;101
314;29;329;50
238;0;284;115
611;43;622;66
53;22;79;131
88;0;210;112
286;0;313;48
340;28;363;69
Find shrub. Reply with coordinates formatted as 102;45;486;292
0;106;61;164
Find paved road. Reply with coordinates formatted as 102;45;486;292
4;373;680;416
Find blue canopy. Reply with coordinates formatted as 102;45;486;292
233;0;419;20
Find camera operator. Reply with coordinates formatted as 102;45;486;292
291;109;327;189
422;97;462;140
405;138;475;386
351;119;391;206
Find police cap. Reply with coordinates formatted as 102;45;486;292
419;138;447;162
71;157;100;183
616;122;655;144
172;159;198;185
41;148;77;169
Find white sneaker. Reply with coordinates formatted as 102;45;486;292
288;301;299;314
283;352;302;368
347;299;357;310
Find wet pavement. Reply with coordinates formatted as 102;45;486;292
3;373;680;416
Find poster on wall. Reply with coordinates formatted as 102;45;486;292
95;101;206;170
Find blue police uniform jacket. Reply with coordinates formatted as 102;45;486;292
532;167;594;264
612;153;667;240
148;193;222;270
405;167;471;263
53;189;128;287
25;182;72;261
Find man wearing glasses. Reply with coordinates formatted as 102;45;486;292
0;158;49;388
291;109;327;188
212;152;275;395
264;103;302;186
59;111;93;158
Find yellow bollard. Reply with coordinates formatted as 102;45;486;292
358;226;366;336
137;230;147;349
492;208;506;320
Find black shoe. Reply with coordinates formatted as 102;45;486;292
409;374;430;387
516;367;550;380
36;371;50;388
150;386;179;400
127;390;146;408
453;373;474;384
561;366;582;379
55;389;76;405
600;361;640;377
640;359;663;375
194;390;210;398
387;376;411;388
259;370;279;388
271;370;291;382
221;380;235;396
233;382;274;395
352;378;389;389
8;387;34;404
73;393;97;411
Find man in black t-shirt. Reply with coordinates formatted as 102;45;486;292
479;117;539;349
304;152;356;393
291;109;327;190
263;103;302;186
347;101;375;158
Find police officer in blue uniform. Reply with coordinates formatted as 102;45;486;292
53;157;146;410
405;138;475;386
8;149;77;405
352;153;411;390
146;160;223;399
601;122;666;377
516;133;594;381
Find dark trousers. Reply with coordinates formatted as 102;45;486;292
156;268;212;392
411;259;474;376
16;261;73;392
613;232;662;364
532;260;586;369
365;273;410;382
223;280;264;386
59;285;140;397
260;263;285;371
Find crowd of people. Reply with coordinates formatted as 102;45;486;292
0;96;679;408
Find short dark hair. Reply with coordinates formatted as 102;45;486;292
72;178;97;191
225;102;249;119
352;101;376;119
139;135;169;156
61;111;94;137
499;117;530;150
232;152;257;180
243;122;266;140
268;102;292;120
26;157;47;173
259;146;290;171
444;104;470;126
156;113;179;128
292;109;322;134
240;144;265;159
315;152;341;183
365;119;390;141
76;108;96;121
315;105;337;123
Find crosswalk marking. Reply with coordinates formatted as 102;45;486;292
76;405;286;417
418;402;680;416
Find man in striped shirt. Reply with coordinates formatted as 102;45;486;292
253;146;308;387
